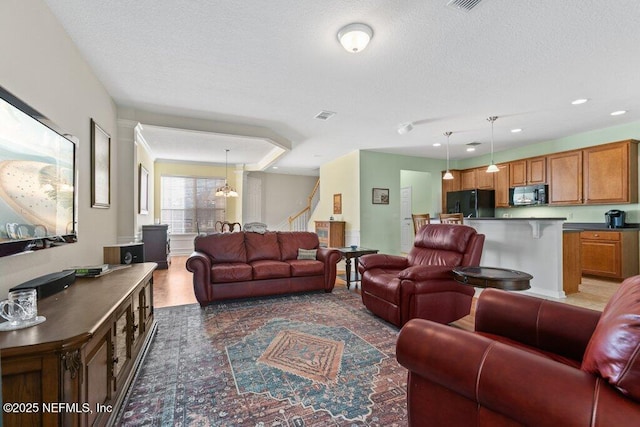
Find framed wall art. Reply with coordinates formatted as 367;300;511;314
139;163;149;214
333;193;342;214
372;188;389;204
90;118;111;208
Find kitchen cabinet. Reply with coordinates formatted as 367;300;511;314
441;170;461;213
315;221;345;248
494;163;510;207
580;230;638;279
509;156;546;187
0;263;156;427
583;140;638;204
563;230;581;294
548;150;583;205
460;167;494;190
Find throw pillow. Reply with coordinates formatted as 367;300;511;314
297;248;317;260
581;275;640;401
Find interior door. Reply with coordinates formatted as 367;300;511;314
400;186;412;253
244;176;262;223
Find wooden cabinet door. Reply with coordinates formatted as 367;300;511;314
85;330;112;427
476;167;495;189
583;140;638;204
527;157;547;184
441;170;461;212
581;231;621;277
548;150;582;205
112;303;132;393
509;160;527;187
494;164;510;207
460;169;476;190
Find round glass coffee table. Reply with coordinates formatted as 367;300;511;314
452;266;533;291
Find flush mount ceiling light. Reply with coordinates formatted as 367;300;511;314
571;98;589;105
337;23;373;53
486;116;500;173
215;149;239;198
443;132;454;180
397;122;414;135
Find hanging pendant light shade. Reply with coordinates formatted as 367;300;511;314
486;116;499;173
215;149;239;197
443;131;454;180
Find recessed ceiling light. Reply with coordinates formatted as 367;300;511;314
511;128;522;133
611;110;627;116
466;147;475;152
571;98;589;105
433;143;441;147
272;166;278;169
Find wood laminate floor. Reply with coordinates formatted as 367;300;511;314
154;256;620;320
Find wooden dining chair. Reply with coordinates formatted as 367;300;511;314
411;213;431;233
439;213;464;224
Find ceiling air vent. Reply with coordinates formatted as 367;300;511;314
446;0;484;13
314;111;336;120
466;142;481;146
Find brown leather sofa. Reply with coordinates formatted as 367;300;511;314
358;224;485;327
186;231;342;306
396;276;640;426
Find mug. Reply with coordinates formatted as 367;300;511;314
0;289;37;325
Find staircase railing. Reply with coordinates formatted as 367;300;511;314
288;179;320;231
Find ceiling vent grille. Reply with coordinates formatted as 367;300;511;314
315;111;336;120
466;142;481;146
446;0;484;12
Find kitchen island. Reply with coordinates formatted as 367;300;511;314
465;217;567;299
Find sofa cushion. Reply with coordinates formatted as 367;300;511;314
211;263;252;283
287;259;324;277
251;260;291;280
245;231;281;262
297;248;317;260
581;275;640;401
194;232;246;264
278;232;320;261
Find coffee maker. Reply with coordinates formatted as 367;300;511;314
605;210;626;228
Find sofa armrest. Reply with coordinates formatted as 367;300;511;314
397;265;453;281
185;251;212;306
397;319;639;427
358;254;408;271
475;288;602;362
316;247;342;291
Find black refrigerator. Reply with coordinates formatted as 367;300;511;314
446;189;495;218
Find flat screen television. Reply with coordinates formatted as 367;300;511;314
0;85;77;257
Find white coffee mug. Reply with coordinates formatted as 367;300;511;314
0;289;37;325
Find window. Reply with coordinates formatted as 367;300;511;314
160;176;227;233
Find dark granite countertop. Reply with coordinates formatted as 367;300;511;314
465;217;567;221
563;222;640;231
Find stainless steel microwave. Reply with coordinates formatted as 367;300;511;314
509;184;548;206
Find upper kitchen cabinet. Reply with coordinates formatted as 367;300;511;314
494;163;510;207
461;167;495;190
509;156;546;187
583;140;638;204
548;150;583;205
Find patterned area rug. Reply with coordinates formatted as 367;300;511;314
116;289;407;426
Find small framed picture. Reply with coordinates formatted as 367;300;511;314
91;119;111;208
333;193;342;214
372;188;389;204
139;164;149;214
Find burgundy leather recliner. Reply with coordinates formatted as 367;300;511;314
358;224;485;327
396;275;640;426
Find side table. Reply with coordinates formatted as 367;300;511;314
452;266;533;291
336;247;379;289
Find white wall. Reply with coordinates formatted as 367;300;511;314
0;0;118;293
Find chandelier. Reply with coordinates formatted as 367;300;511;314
215;149;239;198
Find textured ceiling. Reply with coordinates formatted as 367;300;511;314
43;0;640;175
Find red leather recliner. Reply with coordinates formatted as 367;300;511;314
358;224;485;327
396;276;640;426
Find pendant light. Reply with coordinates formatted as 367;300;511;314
443;131;454;180
486;116;499;173
215;149;239;197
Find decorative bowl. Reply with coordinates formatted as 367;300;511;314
350;245;358;250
